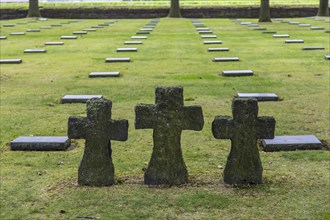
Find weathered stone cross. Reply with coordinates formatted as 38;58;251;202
135;87;204;185
68;98;128;186
212;98;275;185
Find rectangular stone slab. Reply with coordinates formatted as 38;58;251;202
99;24;109;26
27;29;40;32
61;95;103;103
10;32;25;35
198;31;213;34
89;72;120;77
131;36;148;39
324;55;330;60
45;42;64;45
24;49;46;53
302;47;324;50
0;36;7;40
208;48;229;52
289;21;300;25
140;28;153;31
105;58;131;62
261;135;322;152
196;28;210;31
237;93;279;101
10;136;71;151
61;36;77;39
91;26;104;28
136;31;150;34
83;28;97;31
240;22;252;25
299;24;311;27
0;59;22;64
310;27;325;30
285;39;304;43
222;70;253;76
124;41;143;45
116;48;138;52
51;24;62;27
247;24;259;27
253;27;267;30
263;31;277;34
204;40;222;44
273;34;290;38
201;35;217;38
40;26;52;29
73;31;87;34
213;57;239;62
3;24;15;27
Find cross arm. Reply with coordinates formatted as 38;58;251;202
135;104;157;129
212;116;234;139
68;116;87;139
109;119;129;141
181;106;204;131
256;116;276;139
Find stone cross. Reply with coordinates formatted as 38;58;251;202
135;87;204;185
212;98;275;185
68;98;128;186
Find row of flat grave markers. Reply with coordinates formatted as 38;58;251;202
194;19;254;77
231;19;329;60
100;19;159;78
10;87;324;187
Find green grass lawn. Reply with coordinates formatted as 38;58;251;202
0;17;329;219
0;0;319;10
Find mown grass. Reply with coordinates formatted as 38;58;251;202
0;17;329;219
0;0;319;10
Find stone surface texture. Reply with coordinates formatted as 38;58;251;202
10;136;71;151
68;98;129;186
135;87;204;185
212;98;275;185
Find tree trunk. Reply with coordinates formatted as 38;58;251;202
259;0;271;22
317;0;329;16
168;0;181;18
27;0;41;18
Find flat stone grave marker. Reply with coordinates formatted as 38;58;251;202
213;57;239;62
196;27;210;31
68;20;79;23
136;31;150;34
24;49;46;53
237;93;279;101
273;34;289;38
0;59;22;64
240;22;252;25
289;21;300;25
140;28;153;31
105;57;131;62
61;95;103;104
204;40;222;44
324;55;330;60
302;47;324;50
247;24;259;27
253;27;267;30
91;26;104;28
89;72;120;78
263;31;277;34
299;24;311;27
27;29;40;32
124;41;143;45
73;31;87;35
208;48;229;52
201;35;217;38
61;36;77;39
3;24;15;27
10;136;71;151
83;28;97;32
222;70;253;77
99;24;109;26
40;26;52;29
212;98;275;185
10;32;25;35
38;18;48;21
51;24;62;27
45;42;64;45
285;39;304;43
311;27;324;30
193;24;205;27
198;30;213;34
131;36;148;39
273;18;283;21
0;36;7;40
261;135;322;152
135;86;204;185
68;98;128;186
116;48;138;52
325;30;330;33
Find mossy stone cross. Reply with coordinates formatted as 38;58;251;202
68;98;128;186
212;98;275;185
135;87;204;185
